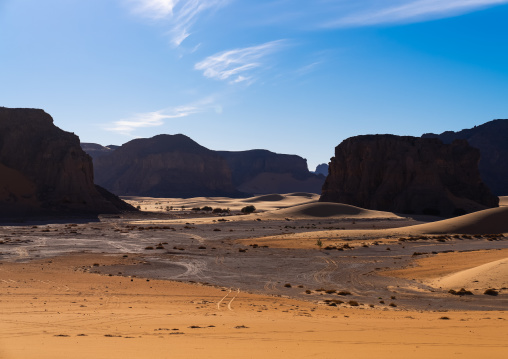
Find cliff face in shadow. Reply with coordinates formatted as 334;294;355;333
217;150;325;195
423;119;508;195
85;140;325;198
80;143;116;159
93;134;241;198
320;135;498;217
0;107;133;216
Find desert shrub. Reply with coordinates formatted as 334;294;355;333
348;300;359;306
484;289;499;296
284;283;292;288
191;207;200;211
241;205;256;214
448;288;473;296
212;207;225;214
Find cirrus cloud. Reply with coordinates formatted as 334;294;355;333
194;40;286;84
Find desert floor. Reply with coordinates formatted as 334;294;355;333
1;193;507;358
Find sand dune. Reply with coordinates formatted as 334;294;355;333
244;194;286;202
431;257;508;291
404;206;508;234
259;202;401;219
123;193;320;214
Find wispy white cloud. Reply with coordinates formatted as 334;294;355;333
325;0;508;27
106;97;217;135
127;0;229;46
194;40;286;83
128;0;178;19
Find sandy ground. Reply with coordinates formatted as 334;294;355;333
1;194;508;358
1;254;507;359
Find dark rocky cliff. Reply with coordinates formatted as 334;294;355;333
217;150;325;195
93;134;241;198
423;119;508;195
0;107;134;216
320;135;498;217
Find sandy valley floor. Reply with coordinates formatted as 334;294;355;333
1;193;507;358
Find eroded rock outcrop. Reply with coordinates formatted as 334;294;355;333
320;135;498;216
423;119;508;195
0;107;134;216
93;134;241;198
217;150;325;195
314;163;329;177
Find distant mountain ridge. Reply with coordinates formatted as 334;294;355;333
83;135;325;197
91;134;241;198
422;119;508;195
217;150;324;195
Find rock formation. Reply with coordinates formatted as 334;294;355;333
320;135;498;217
80;143;117;159
0;107;135;216
86;139;325;197
422;119;508;195
314;163;329;176
93;134;241;198
217;150;325;195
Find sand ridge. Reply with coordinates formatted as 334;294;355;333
431;257;508;291
241;206;508;249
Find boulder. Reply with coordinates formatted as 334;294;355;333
320;135;498;217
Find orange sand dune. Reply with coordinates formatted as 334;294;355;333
431;257;508;291
404;206;508;234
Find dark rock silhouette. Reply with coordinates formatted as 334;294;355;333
320;135;498;217
85;139;325;197
423;119;508;195
314;163;329;176
92;134;241;198
81;143;116;159
217;150;325;195
0;107;135;216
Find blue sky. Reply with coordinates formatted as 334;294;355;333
2;0;508;170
